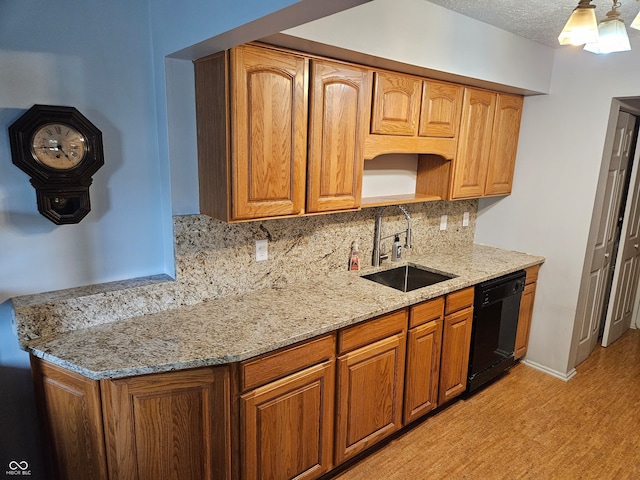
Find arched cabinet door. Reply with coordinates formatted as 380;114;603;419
370;71;422;136
307;59;371;213
231;44;308;220
451;87;496;199
418;79;463;138
485;93;524;196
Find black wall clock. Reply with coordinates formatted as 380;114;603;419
8;104;104;225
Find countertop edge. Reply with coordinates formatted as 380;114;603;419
22;248;546;380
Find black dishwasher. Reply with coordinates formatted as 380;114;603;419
466;270;526;394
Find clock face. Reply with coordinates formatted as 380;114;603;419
30;123;87;170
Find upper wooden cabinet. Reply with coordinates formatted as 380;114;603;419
451;88;497;199
419;80;464;138
370;72;462;139
230;46;308;220
370;71;422;136
485;93;524;196
195;44;308;221
364;71;462;161
196;43;526;218
307;60;371;213
195;44;371;221
451;89;523;199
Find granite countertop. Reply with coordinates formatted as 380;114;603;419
22;244;544;380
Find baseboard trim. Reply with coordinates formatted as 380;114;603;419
522;359;577;382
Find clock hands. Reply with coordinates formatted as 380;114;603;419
40;143;78;162
54;145;70;159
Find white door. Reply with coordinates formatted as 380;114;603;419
603;113;640;346
575;111;634;364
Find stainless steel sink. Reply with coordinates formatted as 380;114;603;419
362;265;455;293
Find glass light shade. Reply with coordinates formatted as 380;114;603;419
558;6;599;45
631;10;640;30
584;17;631;53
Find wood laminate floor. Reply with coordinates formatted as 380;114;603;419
334;328;640;480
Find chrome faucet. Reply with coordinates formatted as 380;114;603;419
372;205;412;267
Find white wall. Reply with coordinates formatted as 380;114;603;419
284;0;554;94
475;43;640;376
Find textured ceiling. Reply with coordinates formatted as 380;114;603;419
426;0;640;48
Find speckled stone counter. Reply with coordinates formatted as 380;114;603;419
21;244;544;380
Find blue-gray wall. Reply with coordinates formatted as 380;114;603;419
0;0;367;474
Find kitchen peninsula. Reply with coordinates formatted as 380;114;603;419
13;208;543;479
19;244;542;379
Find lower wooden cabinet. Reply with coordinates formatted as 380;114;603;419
514;265;540;359
335;310;407;465
31;358;108;480
240;360;335;480
438;287;474;405
32;282;537;480
404;298;444;423
101;367;230;480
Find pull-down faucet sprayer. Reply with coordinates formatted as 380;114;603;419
372;205;412;267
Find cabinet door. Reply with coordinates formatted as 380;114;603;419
335;333;406;465
514;282;537;359
231;44;308;220
307;60;371;213
438;307;473;405
101;367;230;480
241;360;335;480
451;88;496;199
418;80;463;138
404;319;443;424
31;358;108;480
370;71;422;136
484;93;523;196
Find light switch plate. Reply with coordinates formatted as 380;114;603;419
463;211;470;227
255;239;268;262
440;215;447;231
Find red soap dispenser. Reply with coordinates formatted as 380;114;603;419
349;241;360;271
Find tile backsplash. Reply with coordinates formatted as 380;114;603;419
13;200;476;341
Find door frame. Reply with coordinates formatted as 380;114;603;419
569;99;640;369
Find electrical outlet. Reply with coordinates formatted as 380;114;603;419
463;211;470;227
440;214;447;231
255;239;268;262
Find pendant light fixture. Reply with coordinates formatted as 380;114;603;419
558;0;599;45
631;0;640;29
584;1;631;53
